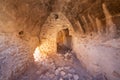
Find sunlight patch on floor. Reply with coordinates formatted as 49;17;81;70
33;46;47;62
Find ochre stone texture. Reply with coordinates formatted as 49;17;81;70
0;0;120;80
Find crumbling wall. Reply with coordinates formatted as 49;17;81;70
39;12;74;55
0;32;39;80
70;2;120;80
72;35;120;80
0;0;52;79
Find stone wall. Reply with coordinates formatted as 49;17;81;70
39;12;74;55
68;1;120;80
72;34;120;80
0;32;39;80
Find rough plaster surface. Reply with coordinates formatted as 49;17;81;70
0;32;39;80
72;35;120;80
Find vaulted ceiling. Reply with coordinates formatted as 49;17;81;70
0;0;120;36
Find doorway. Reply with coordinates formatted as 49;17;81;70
57;28;72;54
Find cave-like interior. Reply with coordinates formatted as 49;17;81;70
0;0;120;80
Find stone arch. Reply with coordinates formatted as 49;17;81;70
39;12;74;55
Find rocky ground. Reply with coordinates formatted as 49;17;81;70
14;49;107;80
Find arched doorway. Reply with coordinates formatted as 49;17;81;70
57;28;72;54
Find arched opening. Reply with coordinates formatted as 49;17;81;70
57;28;72;54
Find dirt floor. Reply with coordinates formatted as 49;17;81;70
15;49;107;80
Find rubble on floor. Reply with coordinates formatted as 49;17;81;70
16;50;107;80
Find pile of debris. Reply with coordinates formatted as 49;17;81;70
17;50;106;80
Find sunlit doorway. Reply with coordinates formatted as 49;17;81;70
57;28;72;54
